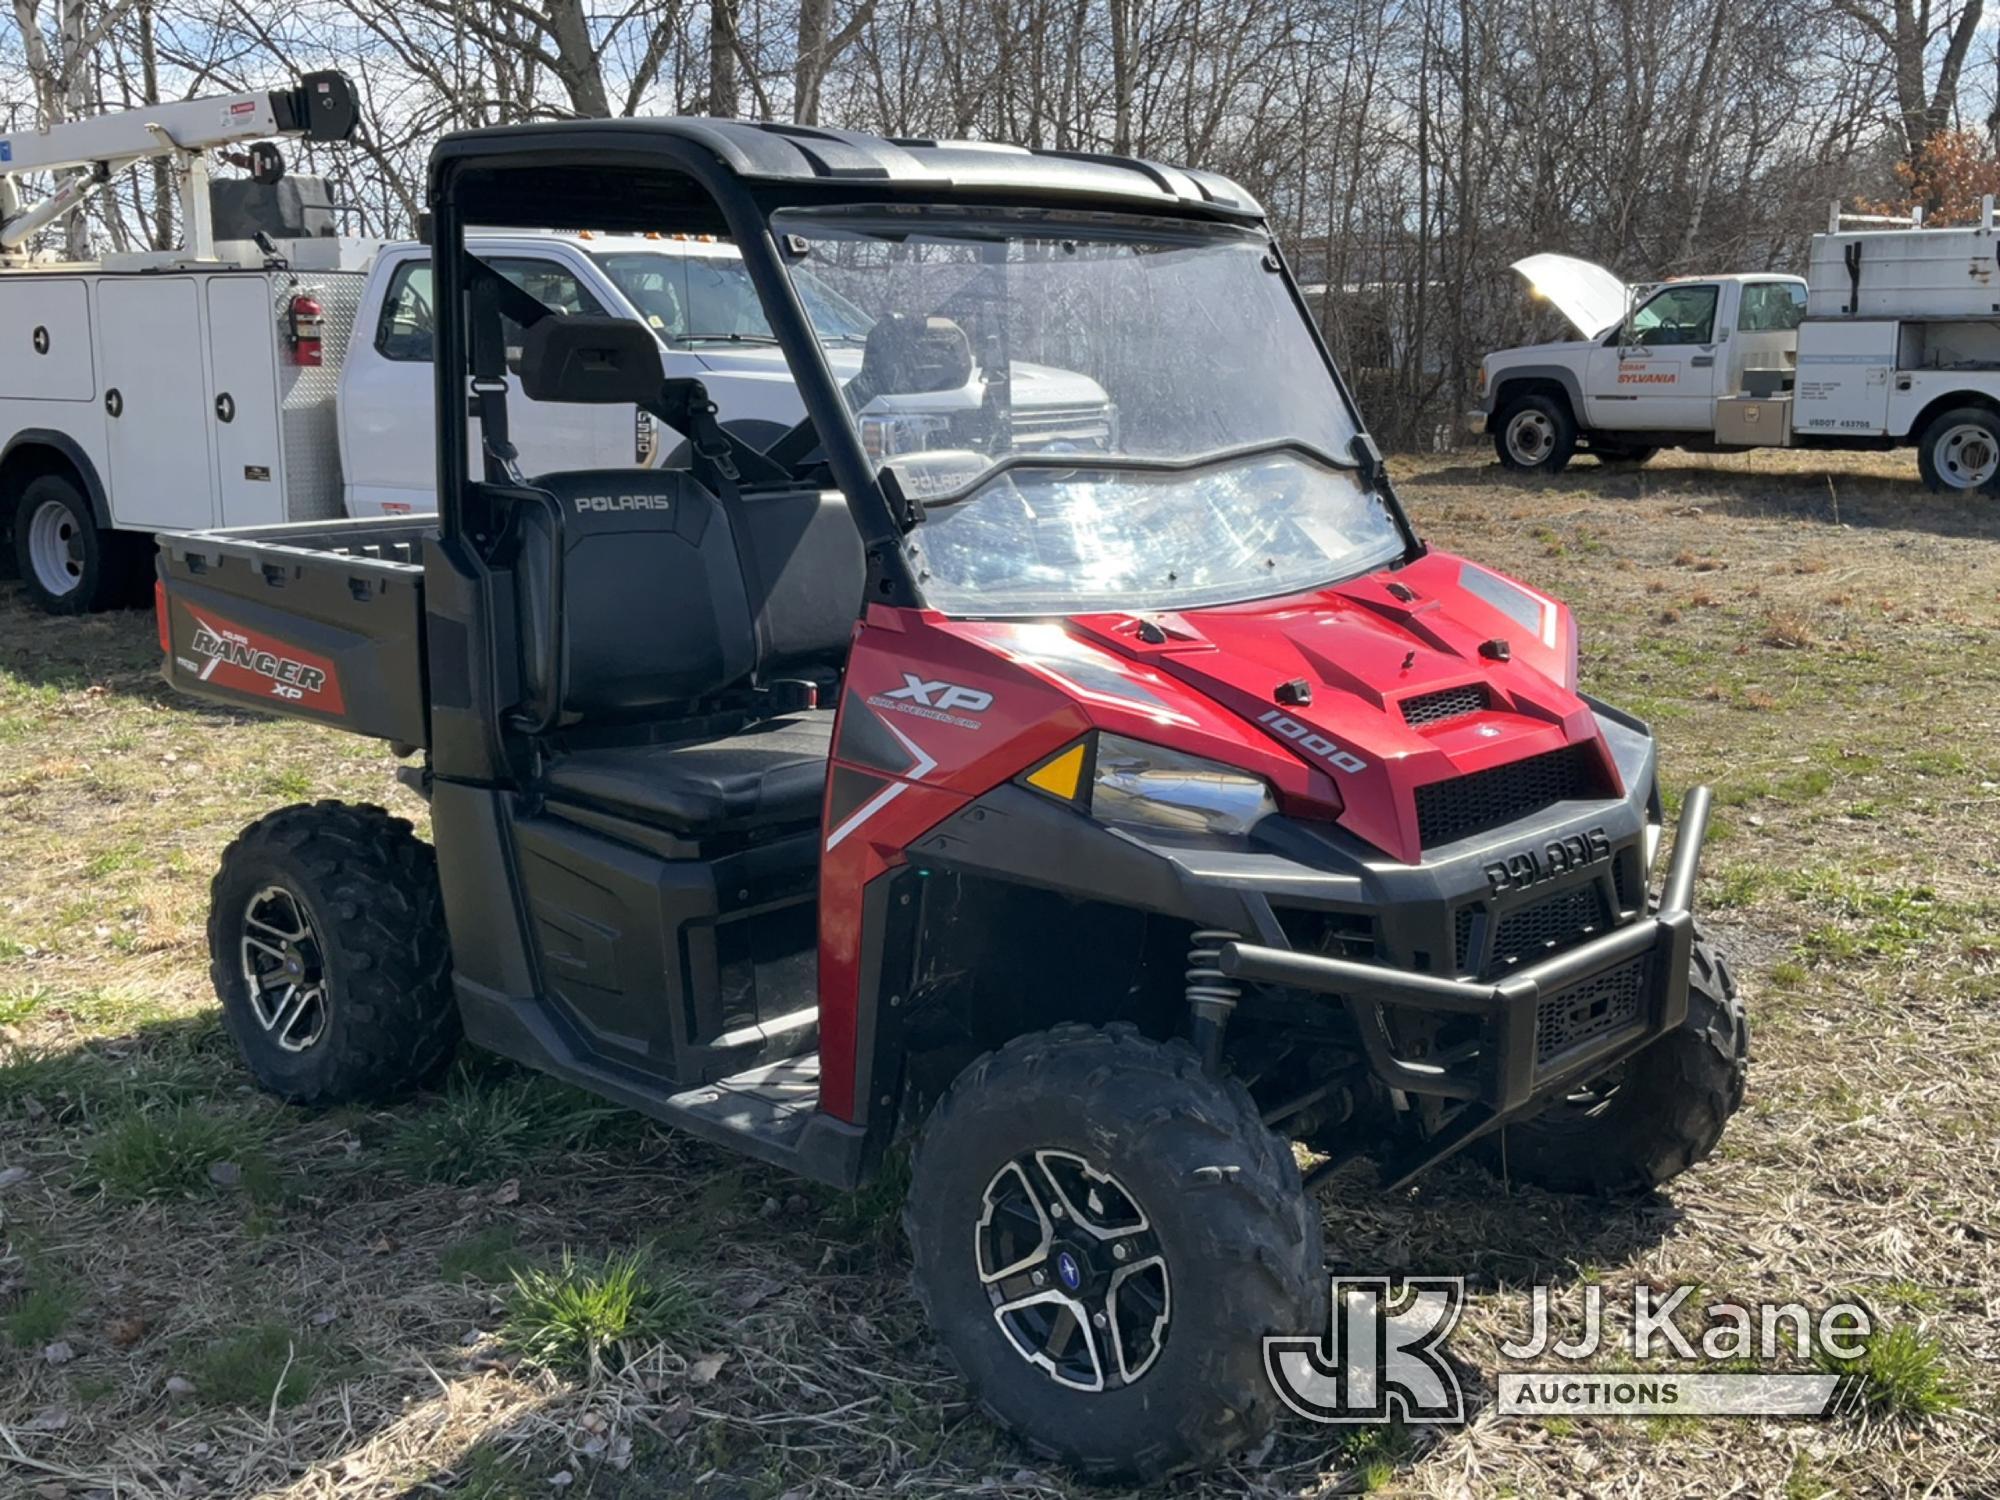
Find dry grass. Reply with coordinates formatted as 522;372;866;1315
3;446;1999;1497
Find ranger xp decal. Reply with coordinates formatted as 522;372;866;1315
869;672;992;730
1258;708;1367;774
184;613;346;713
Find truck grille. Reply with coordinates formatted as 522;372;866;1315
1415;743;1600;850
1535;958;1647;1067
1009;403;1115;451
1401;684;1488;728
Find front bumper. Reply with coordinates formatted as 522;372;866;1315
1465;405;1492;435
1220;785;1711;1122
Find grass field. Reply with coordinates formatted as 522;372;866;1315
2;447;1997;1498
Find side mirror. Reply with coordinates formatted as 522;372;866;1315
857;313;974;398
517;315;663;404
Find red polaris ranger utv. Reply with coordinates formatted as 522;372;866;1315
157;119;1746;1478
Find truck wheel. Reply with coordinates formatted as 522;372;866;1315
12;474;137;614
905;1024;1324;1482
1916;407;2000;494
1482;936;1746;1194
1493;393;1576;474
209;801;459;1104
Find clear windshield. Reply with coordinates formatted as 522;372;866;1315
907;452;1404;616
593;249;873;345
775;209;1384;615
774;210;1359;478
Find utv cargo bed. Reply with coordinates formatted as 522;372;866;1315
156;515;433;747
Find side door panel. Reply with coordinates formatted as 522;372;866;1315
1582;283;1723;431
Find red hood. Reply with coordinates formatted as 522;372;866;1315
1057;550;1618;862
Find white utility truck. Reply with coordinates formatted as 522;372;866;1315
1473;199;2000;493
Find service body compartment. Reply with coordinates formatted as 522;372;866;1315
0;277;95;400
1792;320;1897;437
1809;226;2000;319
157;514;432;745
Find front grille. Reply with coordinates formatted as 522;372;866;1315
1415;744;1601;850
1535;958;1647;1066
1454;907;1477;972
1402;684;1488;728
1009;403;1115;450
1492;884;1610;972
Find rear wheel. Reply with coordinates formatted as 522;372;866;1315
12;474;141;613
1916;406;2000;494
905;1024;1323;1481
209;801;459;1104
1493;393;1577;474
1482;935;1746;1194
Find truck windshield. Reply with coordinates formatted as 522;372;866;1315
772;208;1386;615
593;249;872;345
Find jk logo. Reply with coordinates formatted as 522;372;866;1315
1264;1276;1466;1424
882;672;993;714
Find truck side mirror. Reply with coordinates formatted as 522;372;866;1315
856;313;974;398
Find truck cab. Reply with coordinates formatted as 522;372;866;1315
1473;258;1806;472
338;232;1115;516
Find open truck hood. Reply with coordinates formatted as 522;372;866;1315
1510;253;1626;340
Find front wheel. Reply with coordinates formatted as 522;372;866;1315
1482;936;1747;1194
1493;393;1577;474
209;801;459;1104
905;1024;1323;1481
1916;406;2000;494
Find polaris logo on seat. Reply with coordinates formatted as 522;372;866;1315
574;494;672;513
1259;709;1366;774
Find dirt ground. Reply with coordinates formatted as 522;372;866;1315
1;447;1996;1498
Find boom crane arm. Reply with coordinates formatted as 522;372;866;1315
0;71;358;258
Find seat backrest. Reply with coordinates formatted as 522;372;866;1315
514;470;754;722
734;489;868;674
510;472;868;729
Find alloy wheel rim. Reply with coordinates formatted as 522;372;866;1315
240;885;329;1052
1506;410;1553;465
1937;424;1999;489
976;1149;1171;1392
25;499;84;596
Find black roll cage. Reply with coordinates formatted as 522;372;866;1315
425;120;1421;613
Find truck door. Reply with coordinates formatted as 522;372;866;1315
341;254;637;515
1583;282;1724;432
206;276;287;527
97;278;216;530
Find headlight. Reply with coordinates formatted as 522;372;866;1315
860;412;950;461
1090;733;1276;837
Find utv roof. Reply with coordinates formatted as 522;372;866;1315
428;117;1265;233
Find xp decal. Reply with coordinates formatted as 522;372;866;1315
869;671;993;729
183;612;345;712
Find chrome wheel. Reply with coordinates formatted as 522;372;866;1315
25;497;86;597
1504;408;1555;467
1934;423;1999;489
240;885;329;1053
976;1149;1170;1392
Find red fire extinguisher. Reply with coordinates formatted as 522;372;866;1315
287;293;325;367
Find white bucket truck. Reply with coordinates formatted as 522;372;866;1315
1472;199;2000;494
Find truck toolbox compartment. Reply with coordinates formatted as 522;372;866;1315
157;515;433;747
1809;226;2000;319
1714;395;1792;446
